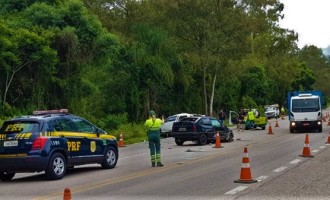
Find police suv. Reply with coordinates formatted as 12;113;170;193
0;109;118;181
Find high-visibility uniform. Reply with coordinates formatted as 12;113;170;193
248;111;255;121
144;116;164;166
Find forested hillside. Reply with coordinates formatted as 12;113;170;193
1;0;330;130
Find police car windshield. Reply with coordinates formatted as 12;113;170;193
0;122;39;134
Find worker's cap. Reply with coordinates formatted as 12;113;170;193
149;110;156;116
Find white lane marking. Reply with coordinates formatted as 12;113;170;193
312;149;319;153
272;166;287;173
290;159;301;164
320;146;326;149
256;175;269;182
225;186;249;195
326;143;330;146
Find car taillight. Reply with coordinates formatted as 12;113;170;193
192;124;197;132
31;137;48;150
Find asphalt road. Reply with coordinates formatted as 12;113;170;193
1;115;330;200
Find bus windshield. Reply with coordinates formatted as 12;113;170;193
292;98;320;112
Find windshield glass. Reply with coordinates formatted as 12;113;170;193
292;98;320;112
0;121;39;134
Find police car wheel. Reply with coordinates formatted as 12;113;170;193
46;153;66;180
0;172;15;181
101;146;118;169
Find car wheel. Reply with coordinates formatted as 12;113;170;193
101;146;118;169
198;134;208;145
175;138;184;146
229;133;234;142
45;152;66;180
290;129;294;133
0;172;15;181
319;127;322;132
262;126;265;130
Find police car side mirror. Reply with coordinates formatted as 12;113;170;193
96;128;105;137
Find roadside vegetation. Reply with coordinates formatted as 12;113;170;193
1;1;330;144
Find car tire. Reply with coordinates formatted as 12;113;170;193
319;127;322;132
101;146;118;169
228;133;234;142
198;134;208;145
0;172;15;181
175;138;184;146
45;152;66;180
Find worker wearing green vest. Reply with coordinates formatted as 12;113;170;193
247;109;255;128
144;110;164;167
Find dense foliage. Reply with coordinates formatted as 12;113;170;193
1;0;330;133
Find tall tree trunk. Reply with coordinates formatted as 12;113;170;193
209;74;217;116
203;66;208;115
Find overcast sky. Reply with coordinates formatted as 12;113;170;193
279;0;330;49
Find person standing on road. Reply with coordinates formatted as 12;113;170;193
237;108;245;132
281;106;285;116
247;109;255;129
144;110;164;167
218;109;226;127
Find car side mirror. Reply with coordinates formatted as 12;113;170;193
96;128;105;137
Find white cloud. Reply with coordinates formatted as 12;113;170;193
279;0;330;48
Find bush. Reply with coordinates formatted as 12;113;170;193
110;123;148;144
100;113;128;130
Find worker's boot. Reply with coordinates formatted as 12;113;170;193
157;162;164;167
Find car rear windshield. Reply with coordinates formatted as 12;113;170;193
180;117;199;122
0;121;39;134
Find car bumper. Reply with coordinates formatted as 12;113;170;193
0;154;49;173
265;113;276;118
172;132;201;140
290;120;322;130
173;132;229;141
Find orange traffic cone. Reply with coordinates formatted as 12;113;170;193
299;134;314;157
326;132;330;144
63;188;72;200
118;133;126;147
267;123;273;134
327;119;330;126
275;119;279;127
213;132;223;148
234;147;257;183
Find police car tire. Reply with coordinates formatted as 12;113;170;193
101;146;118;169
0;172;15;181
45;153;66;180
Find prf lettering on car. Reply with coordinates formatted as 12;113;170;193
5;124;24;132
67;141;81;151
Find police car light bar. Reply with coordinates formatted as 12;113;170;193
33;109;69;115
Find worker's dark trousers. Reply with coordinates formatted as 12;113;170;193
147;130;161;164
